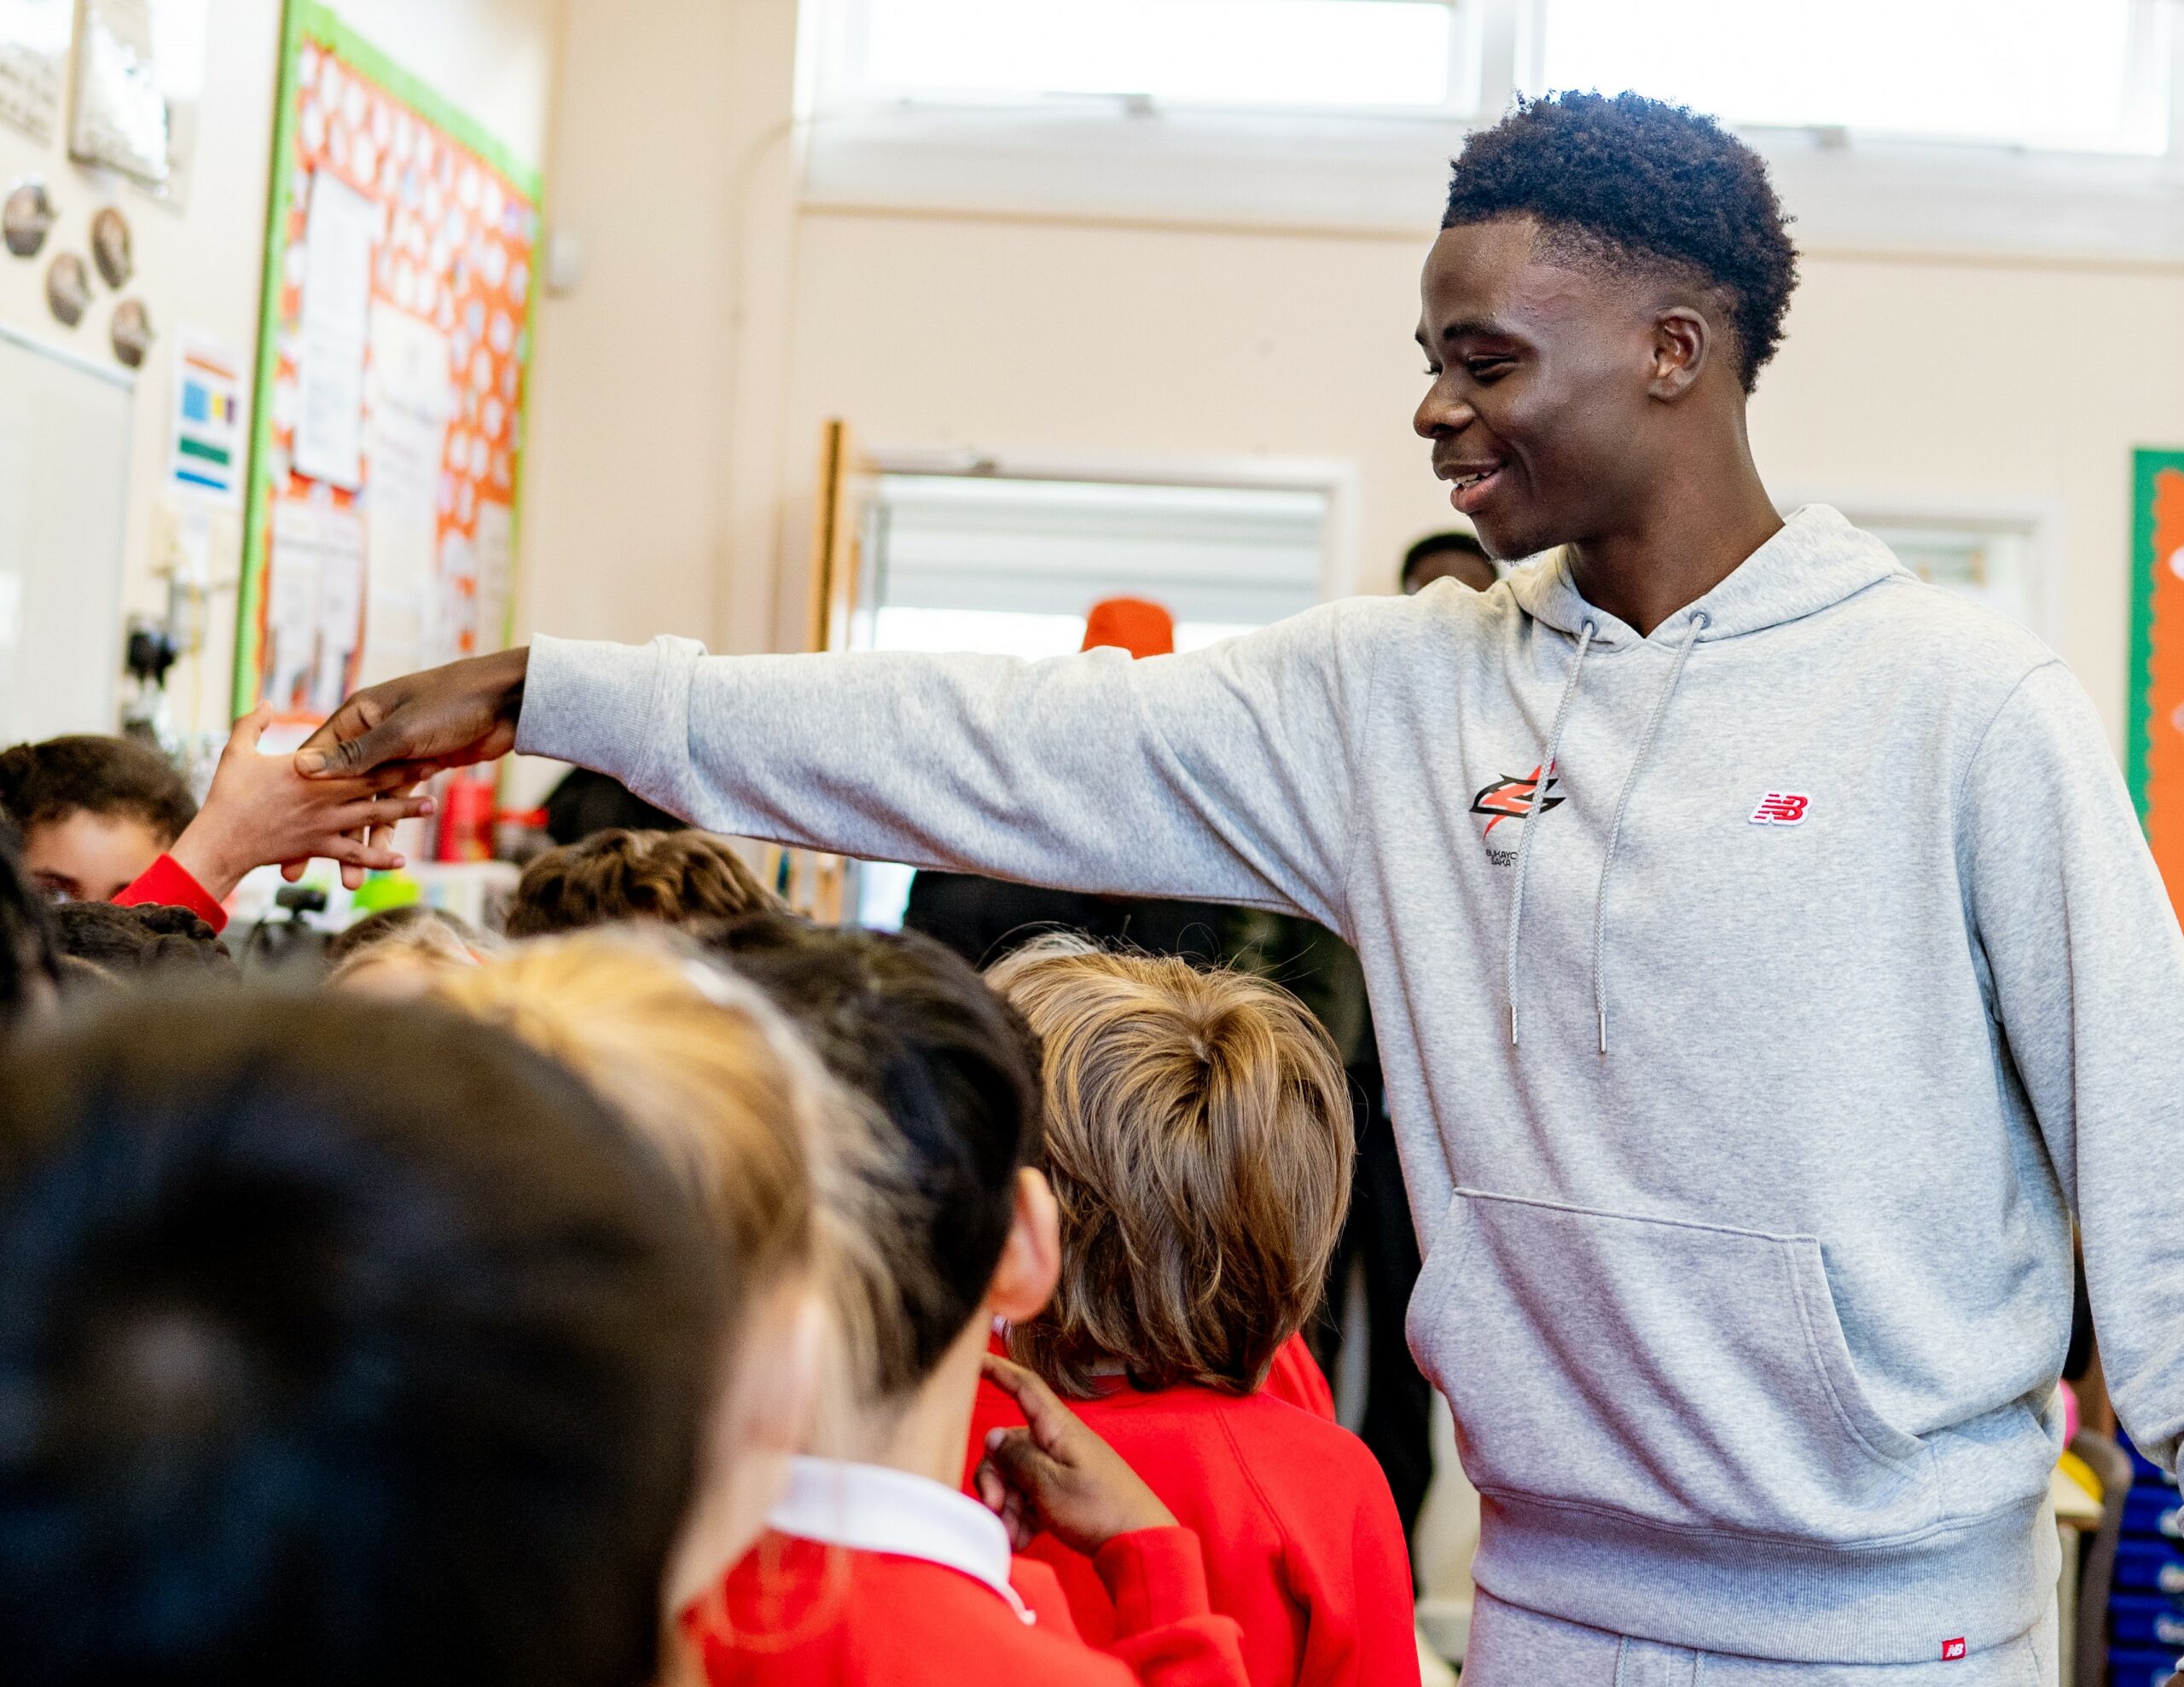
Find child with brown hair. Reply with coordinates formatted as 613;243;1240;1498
503;827;779;937
0;709;427;922
973;937;1418;1687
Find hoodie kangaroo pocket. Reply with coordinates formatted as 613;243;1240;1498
1405;1188;1937;1545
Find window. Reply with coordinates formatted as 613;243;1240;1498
850;0;1464;113
802;0;2184;258
1538;0;2169;154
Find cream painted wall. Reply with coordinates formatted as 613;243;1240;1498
520;0;804;655
0;0;556;742
771;211;2184;745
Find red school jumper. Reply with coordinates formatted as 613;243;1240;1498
114;855;229;930
966;1365;1418;1687
691;1457;1248;1687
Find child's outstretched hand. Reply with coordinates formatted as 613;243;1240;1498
167;707;436;902
973;1353;1176;1555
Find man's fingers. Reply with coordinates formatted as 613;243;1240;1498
295;714;408;780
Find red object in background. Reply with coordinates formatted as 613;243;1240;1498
1082;597;1176;659
435;773;497;862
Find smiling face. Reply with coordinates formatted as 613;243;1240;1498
1414;217;1682;562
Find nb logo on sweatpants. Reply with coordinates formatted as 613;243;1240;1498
1749;791;1810;826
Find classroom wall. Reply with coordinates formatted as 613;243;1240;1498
0;0;558;745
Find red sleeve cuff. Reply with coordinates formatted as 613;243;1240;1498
114;855;229;932
1092;1526;1214;1632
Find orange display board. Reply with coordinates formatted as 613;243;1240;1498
233;1;539;721
2128;450;2184;904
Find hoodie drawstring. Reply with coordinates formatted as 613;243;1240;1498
1591;612;1708;1052
1505;620;1595;1046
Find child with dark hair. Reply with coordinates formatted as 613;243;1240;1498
691;914;1250;1687
0;710;431;927
973;939;1415;1687
51;901;236;980
0;820;60;1035
0;989;723;1687
506;827;780;938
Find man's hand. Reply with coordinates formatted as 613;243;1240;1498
973;1354;1176;1555
166;707;435;902
293;646;530;782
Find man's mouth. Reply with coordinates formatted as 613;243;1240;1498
1438;461;1506;512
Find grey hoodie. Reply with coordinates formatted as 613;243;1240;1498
517;505;2184;1664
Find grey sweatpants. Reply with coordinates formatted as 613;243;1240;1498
1464;1591;2059;1687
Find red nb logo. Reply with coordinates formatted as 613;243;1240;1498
1749;791;1809;826
1941;1638;1966;1661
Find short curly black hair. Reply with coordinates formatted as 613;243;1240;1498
1443;91;1798;391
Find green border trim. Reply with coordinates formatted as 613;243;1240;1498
232;0;545;716
2128;449;2184;820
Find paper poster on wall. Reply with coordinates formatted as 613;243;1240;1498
233;0;540;721
291;171;375;489
0;0;70;141
167;334;245;504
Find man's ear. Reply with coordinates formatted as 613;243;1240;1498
1647;305;1711;400
988;1167;1061;1324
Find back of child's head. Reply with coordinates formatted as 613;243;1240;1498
504;828;780;938
700;913;1042;1401
0;988;723;1687
51;901;235;980
324;902;496;967
0;734;196;847
430;929;825;1318
985;937;1353;1397
0;820;60;1035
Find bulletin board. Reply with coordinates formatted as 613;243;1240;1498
2127;448;2184;905
231;0;540;720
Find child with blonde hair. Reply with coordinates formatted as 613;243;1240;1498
431;930;845;1601
975;936;1418;1687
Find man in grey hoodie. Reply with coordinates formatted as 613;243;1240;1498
299;93;2183;1683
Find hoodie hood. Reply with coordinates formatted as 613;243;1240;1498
1506;504;1912;646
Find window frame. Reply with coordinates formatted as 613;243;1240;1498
798;0;2184;262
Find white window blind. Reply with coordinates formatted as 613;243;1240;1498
868;474;1328;654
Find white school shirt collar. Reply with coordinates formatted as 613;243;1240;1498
769;1455;1037;1626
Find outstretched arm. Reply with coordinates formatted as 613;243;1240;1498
301;602;1389;931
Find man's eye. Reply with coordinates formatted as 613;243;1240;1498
1467;357;1513;379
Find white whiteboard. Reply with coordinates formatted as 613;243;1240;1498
0;323;131;744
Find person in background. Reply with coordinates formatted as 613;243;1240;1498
0;990;723;1687
543;766;683;844
692;915;1251;1687
975;938;1418;1687
0;709;427;928
50;901;235;982
432;931;846;1606
1398;530;1496;595
505;827;781;938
